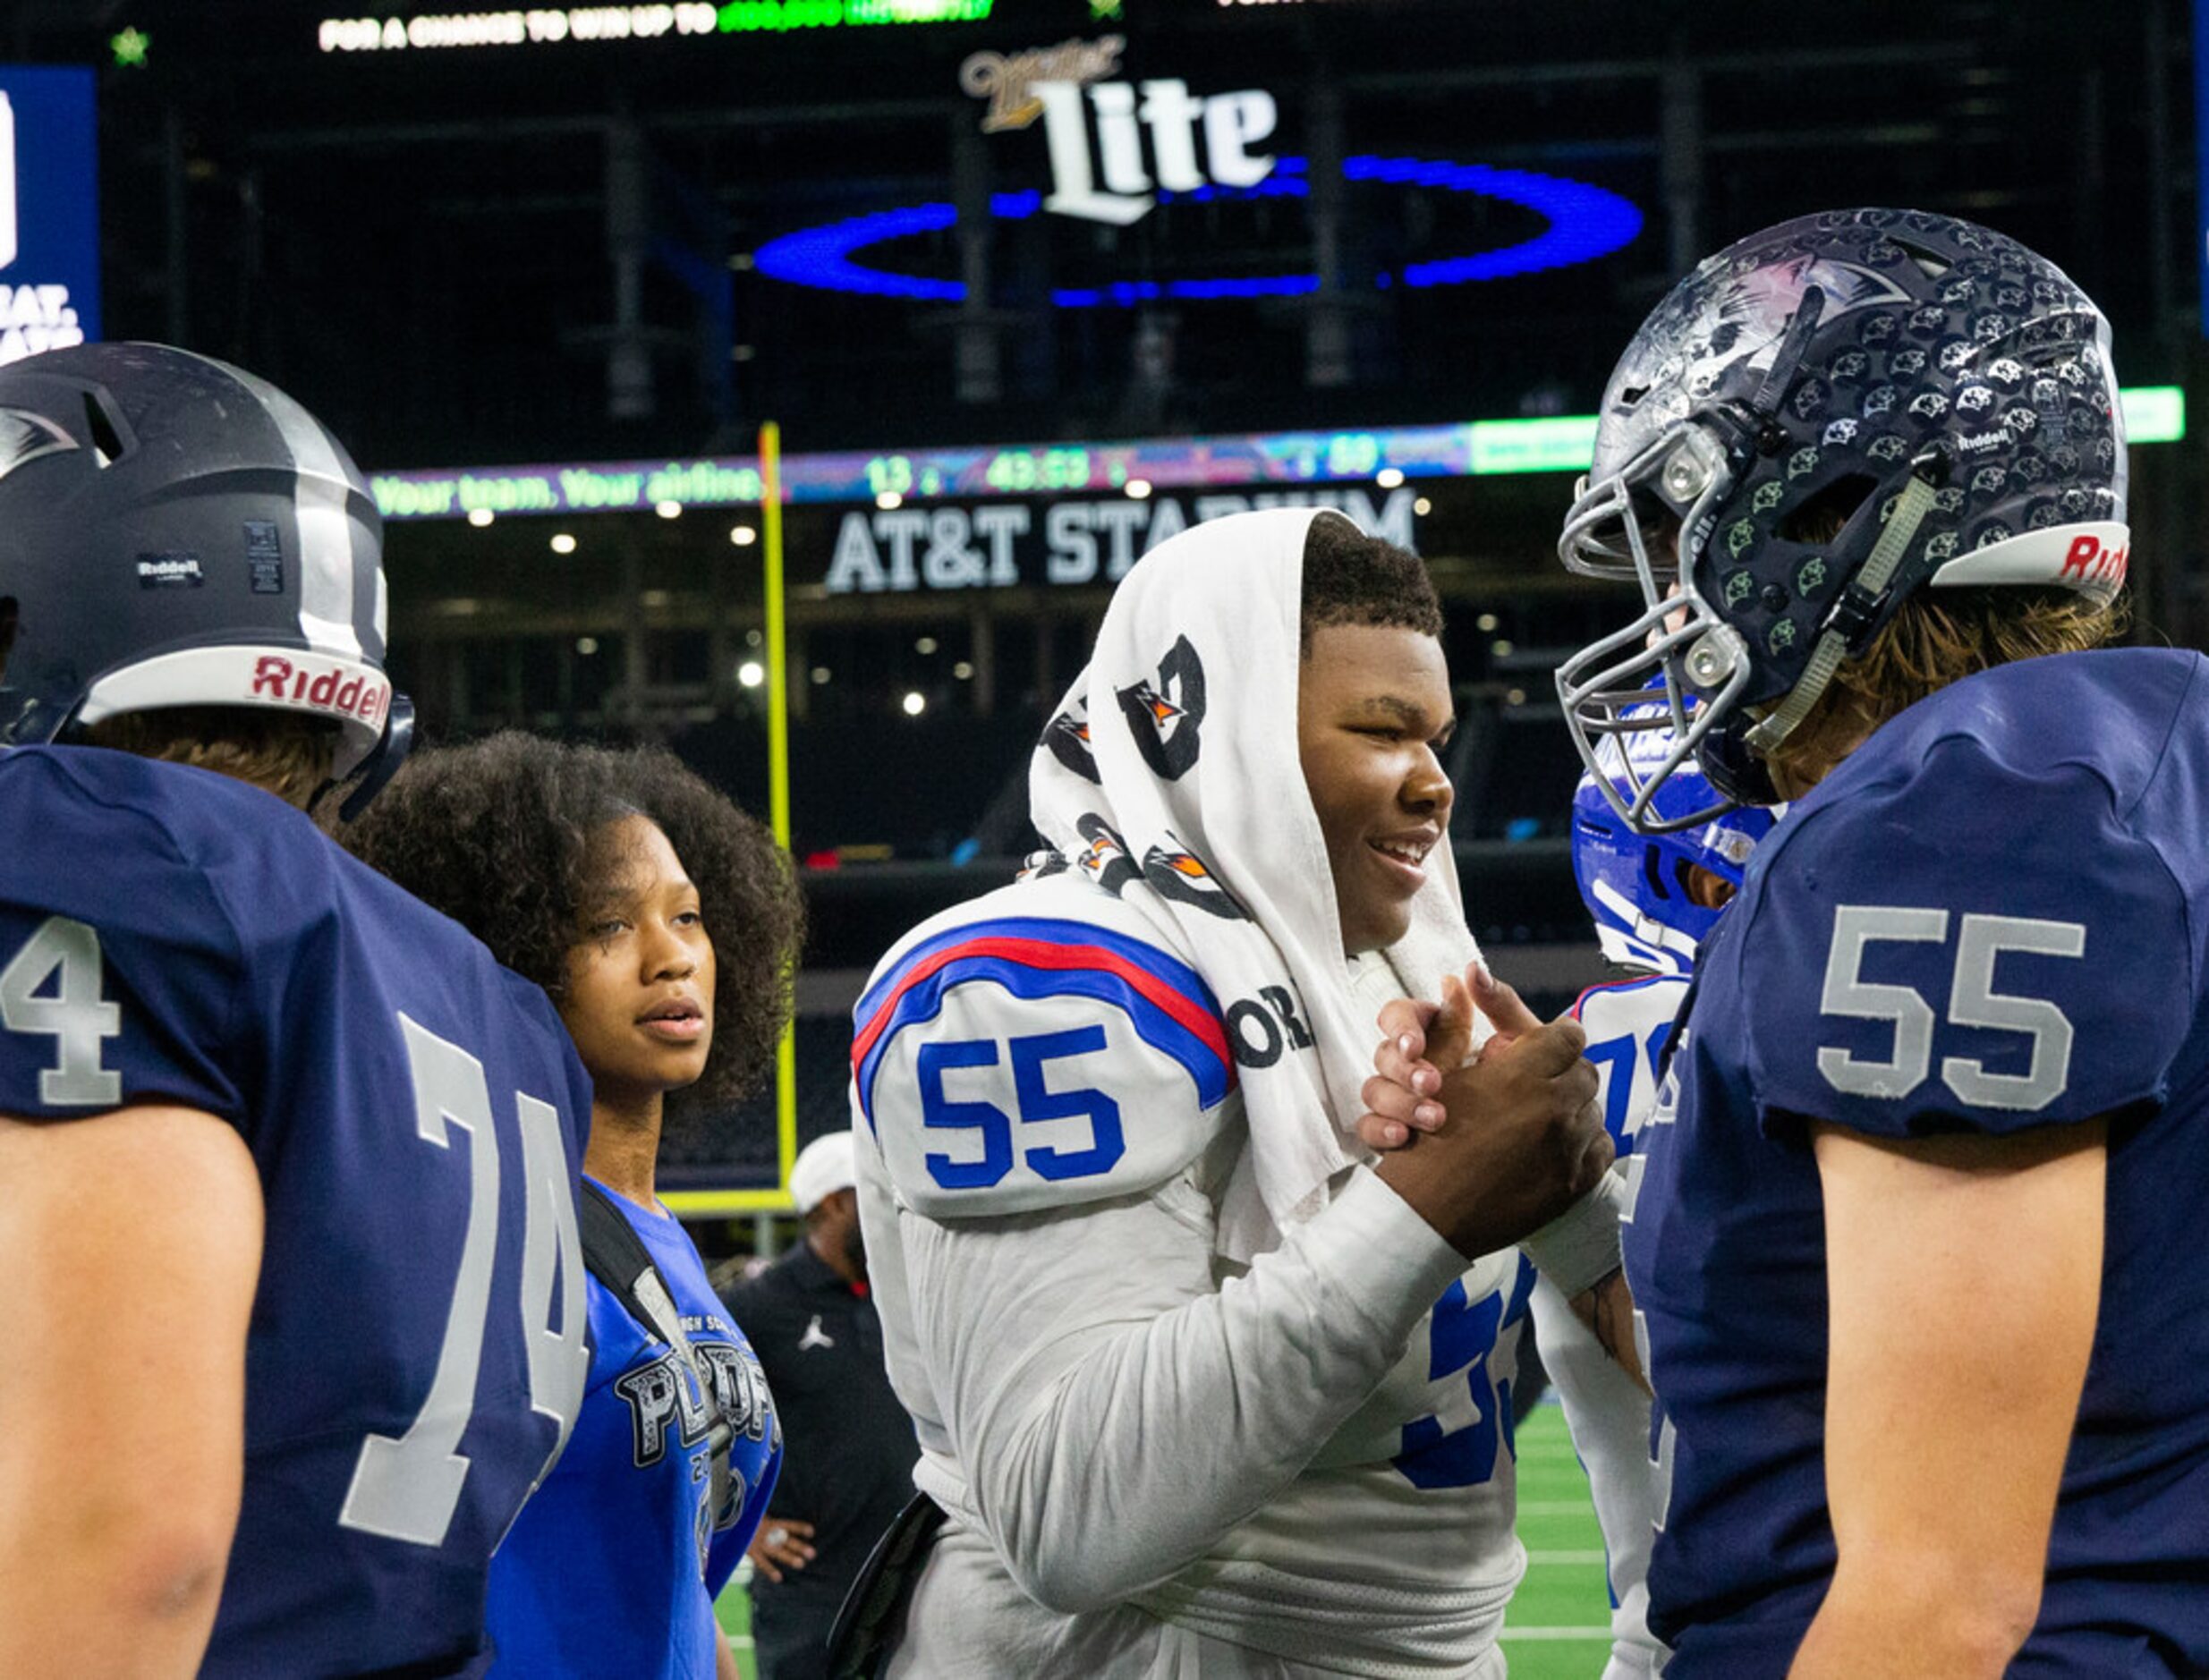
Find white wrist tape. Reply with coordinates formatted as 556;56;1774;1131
1518;1170;1627;1298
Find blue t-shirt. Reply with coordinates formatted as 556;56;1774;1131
0;745;594;1678
1626;649;2209;1676
486;1182;782;1678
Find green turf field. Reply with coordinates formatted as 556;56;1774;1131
1502;1400;1619;1676
716;1401;1614;1677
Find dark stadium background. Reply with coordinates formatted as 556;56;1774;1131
13;0;2200;1210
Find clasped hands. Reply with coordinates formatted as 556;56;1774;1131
1361;963;1611;1260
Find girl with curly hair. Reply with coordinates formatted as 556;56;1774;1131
341;732;804;1679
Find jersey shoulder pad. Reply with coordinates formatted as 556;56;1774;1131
0;750;252;1120
852;885;1236;1218
1727;728;2190;1137
1571;972;1690;1039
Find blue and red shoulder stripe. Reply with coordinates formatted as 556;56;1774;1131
851;917;1236;1127
1568;970;1680;1022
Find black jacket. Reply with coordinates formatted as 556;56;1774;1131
723;1242;920;1604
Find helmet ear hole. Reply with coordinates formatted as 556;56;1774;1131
1669;857;1700;903
1780;475;1876;546
80;391;125;467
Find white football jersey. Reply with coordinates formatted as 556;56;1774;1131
1526;972;1690;1680
854;874;1534;1677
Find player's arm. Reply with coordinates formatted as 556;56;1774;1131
1788;1117;2105;1679
0;1104;264;1678
1565;1268;1645;1391
884;1041;1595;1611
892;1159;1467;1613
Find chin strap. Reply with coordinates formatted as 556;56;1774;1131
1745;468;1941;760
336;694;416;823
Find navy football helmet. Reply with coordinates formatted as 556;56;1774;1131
0;343;410;808
1555;208;2128;828
1572;707;1776;974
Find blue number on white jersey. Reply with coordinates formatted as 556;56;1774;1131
1572;974;1690;1159
1394;1258;1538;1489
854;913;1236;1218
915;1026;1128;1189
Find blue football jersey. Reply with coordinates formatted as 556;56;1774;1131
1625;649;2209;1676
0;746;593;1678
485;1183;781;1678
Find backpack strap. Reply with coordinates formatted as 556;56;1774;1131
579;1176;661;1327
578;1178;737;1523
825;1489;948;1679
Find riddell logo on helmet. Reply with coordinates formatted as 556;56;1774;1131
250;655;388;725
2060;533;2128;590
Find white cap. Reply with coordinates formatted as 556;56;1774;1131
789;1131;857;1216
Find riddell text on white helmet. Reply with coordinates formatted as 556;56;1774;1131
250;654;390;727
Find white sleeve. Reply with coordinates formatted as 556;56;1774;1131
891;1167;1466;1615
1525;973;1686;1676
1528;1266;1662;1676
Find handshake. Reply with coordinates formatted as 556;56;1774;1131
1359;962;1615;1268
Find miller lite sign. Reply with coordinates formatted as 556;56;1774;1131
1032;76;1278;225
962;37;1278;227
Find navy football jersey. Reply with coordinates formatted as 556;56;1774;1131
1625;649;2209;1676
0;746;593;1678
484;1184;781;1678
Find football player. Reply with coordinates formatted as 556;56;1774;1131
1373;208;2206;1676
846;507;1610;1676
1529;742;1772;1680
0;344;592;1676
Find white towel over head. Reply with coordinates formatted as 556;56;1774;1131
1024;505;1484;1260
